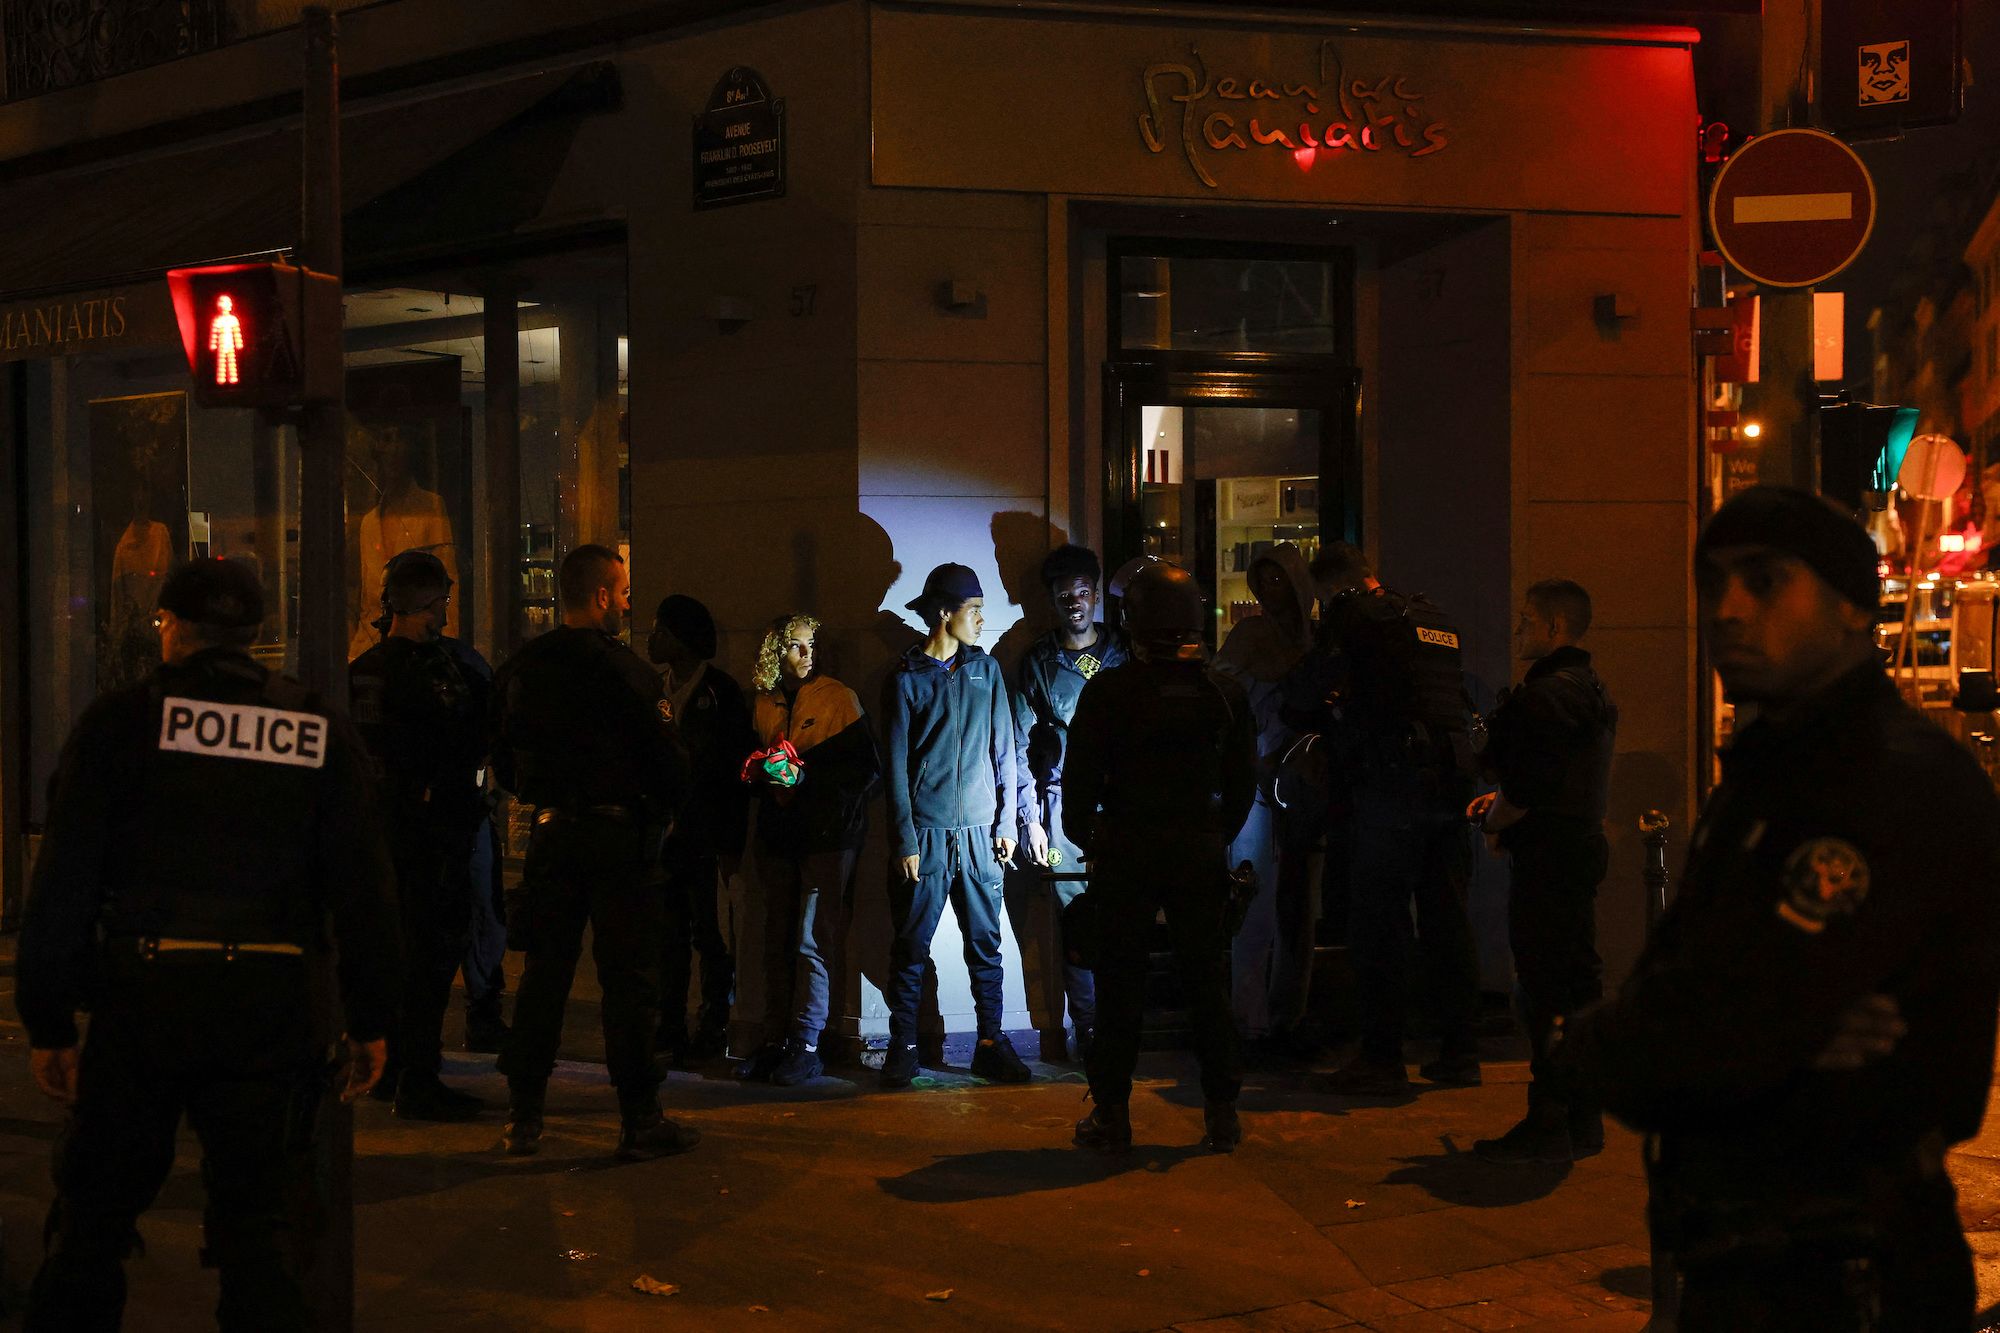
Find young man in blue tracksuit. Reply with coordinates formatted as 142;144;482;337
882;562;1030;1088
1013;544;1127;1061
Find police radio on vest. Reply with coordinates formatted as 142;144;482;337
158;697;327;770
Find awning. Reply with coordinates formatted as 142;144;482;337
0;64;610;299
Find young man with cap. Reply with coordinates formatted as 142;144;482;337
18;559;399;1330
349;549;491;1121
1555;486;2000;1329
647;594;756;1065
1012;544;1127;1060
882;562;1029;1087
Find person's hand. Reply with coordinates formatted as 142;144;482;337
899;854;922;883
31;1047;79;1105
1025;823;1050;866
1812;993;1906;1072
996;836;1017;865
1466;791;1497;824
341;1037;389;1102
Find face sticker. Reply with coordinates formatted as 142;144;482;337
1776;838;1872;934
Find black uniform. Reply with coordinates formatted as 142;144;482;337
1559;664;2000;1330
1314;587;1481;1069
349;634;490;1088
657;662;755;1054
1483;645;1616;1130
1062;657;1257;1109
491;626;691;1113
17;647;399;1332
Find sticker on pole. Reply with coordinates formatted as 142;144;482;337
1709;129;1877;289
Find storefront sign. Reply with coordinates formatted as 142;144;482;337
0;285;173;361
1142;41;1450;189
871;10;1695;216
693;67;786;209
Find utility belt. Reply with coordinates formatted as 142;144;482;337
109;935;307;963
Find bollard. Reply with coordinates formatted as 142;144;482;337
1637;810;1677;1331
1639;810;1670;931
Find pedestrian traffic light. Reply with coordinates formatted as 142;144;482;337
165;262;341;408
1819;401;1919;513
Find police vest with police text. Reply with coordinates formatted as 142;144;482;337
1336;588;1473;775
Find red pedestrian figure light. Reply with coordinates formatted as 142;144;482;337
208;294;244;386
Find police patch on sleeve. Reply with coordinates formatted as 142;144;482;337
158;697;327;770
1776;837;1871;934
657;698;674;724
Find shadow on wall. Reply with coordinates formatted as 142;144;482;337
987;509;1070;678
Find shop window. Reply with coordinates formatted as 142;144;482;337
1118;250;1349;356
18;243;627;829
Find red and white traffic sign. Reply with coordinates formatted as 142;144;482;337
1709;128;1877;289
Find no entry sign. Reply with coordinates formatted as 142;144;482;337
1709;128;1877;288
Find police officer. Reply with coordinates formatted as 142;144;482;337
1469;578;1617;1164
1063;563;1256;1153
1556;487;2000;1329
17;559;399;1331
490;544;695;1160
349;549;489;1120
1305;544;1483;1095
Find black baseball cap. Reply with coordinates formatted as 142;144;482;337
905;562;983;613
158;558;265;629
652;594;717;660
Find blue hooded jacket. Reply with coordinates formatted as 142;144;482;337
884;643;1019;858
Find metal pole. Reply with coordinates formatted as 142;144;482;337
298;10;352;1333
483;280;522;660
1637;810;1676;1332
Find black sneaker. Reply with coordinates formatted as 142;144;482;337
1474;1113;1574;1165
500;1114;543;1157
880;1042;920;1089
393;1073;483;1123
735;1043;784;1082
1074;1103;1132;1154
971;1035;1033;1084
1418;1053;1483;1086
1204;1101;1243;1153
1320;1056;1410;1096
770;1041;823;1087
464;1012;509;1055
616;1110;702;1162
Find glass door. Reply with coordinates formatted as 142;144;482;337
1104;238;1360;647
1106;361;1360;649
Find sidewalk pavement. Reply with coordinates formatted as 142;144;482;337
0;984;1992;1329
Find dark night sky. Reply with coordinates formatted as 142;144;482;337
1841;2;2000;398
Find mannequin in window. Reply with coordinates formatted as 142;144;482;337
349;424;458;657
106;474;175;689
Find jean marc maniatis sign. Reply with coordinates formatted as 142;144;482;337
694;67;786;209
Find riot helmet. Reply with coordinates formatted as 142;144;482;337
381;549;452;616
1122;562;1205;661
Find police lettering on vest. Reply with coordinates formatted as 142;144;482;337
158;697;326;769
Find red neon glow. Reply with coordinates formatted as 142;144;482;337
1293;145;1317;171
208;294;243;386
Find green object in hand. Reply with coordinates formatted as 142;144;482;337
763;753;803;788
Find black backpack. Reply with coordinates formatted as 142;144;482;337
1337;588;1474;783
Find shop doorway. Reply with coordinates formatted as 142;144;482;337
1103;241;1361;646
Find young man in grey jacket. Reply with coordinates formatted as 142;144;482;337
882;562;1029;1088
